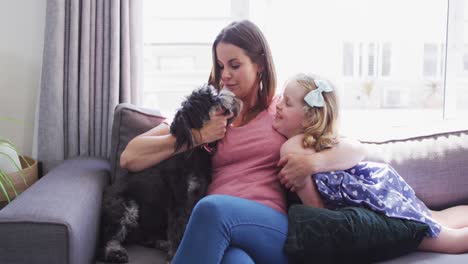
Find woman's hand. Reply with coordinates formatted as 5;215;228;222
277;153;321;192
193;109;234;144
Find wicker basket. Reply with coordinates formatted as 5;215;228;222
0;156;38;202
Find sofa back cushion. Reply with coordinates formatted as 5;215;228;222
109;103;166;183
363;130;468;210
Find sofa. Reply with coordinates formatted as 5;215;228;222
0;102;467;264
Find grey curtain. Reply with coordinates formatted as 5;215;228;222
38;0;143;173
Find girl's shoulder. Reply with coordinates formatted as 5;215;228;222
280;134;316;157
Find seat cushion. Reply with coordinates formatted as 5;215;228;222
96;245;166;264
284;204;428;264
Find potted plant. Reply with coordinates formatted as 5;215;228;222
359;80;378;108
423;80;443;108
0;119;38;207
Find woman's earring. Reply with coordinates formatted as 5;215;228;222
258;72;263;91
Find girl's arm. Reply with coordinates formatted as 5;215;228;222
279;136;325;206
295;176;324;208
120;111;230;172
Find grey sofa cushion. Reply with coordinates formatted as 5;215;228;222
363;130;468;210
96;245;167;264
379;251;468;264
109;103;165;183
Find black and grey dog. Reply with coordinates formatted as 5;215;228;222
99;84;241;263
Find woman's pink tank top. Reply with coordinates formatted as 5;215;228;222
207;109;287;213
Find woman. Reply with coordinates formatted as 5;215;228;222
120;20;365;264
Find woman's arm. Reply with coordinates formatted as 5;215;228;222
308;137;366;173
278;136;366;191
120;110;230;172
120;123;177;172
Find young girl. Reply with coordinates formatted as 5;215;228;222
273;72;468;254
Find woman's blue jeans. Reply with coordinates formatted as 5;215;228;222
172;194;289;264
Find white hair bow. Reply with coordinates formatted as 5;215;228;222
304;79;333;107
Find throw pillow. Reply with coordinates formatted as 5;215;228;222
284;204;429;264
110;104;166;183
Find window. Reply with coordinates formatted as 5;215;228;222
359;43;363;76
368;43;376;77
343;42;354;76
381;42;391;76
423;43;444;77
342;41;392;78
444;0;468;120
142;0;468;140
142;0;247;117
464;45;468;71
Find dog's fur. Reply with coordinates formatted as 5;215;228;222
99;84;241;263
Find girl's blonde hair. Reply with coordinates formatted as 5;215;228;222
293;73;340;152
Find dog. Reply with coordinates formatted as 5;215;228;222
99;84;242;263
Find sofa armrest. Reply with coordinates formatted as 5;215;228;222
0;158;110;264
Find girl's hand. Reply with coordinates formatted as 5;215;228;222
194;109;234;144
277;153;321;191
295;176;325;208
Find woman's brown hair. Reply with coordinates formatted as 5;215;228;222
209;20;277;114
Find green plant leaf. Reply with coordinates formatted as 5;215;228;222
0;142;19;159
0;117;21;123
0;172;12;203
0;152;28;188
0;140;31;168
0;139;16;146
0;140;18;151
0;170;18;196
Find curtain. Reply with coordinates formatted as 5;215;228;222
38;0;143;173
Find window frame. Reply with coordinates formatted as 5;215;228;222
141;0;467;139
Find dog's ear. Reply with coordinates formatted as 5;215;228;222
170;84;216;152
202;84;217;96
170;111;195;153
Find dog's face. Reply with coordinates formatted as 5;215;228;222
170;84;242;152
216;88;242;125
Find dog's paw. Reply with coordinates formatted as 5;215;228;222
165;247;177;263
105;248;129;263
140;238;156;248
103;241;129;263
165;253;174;264
154;240;170;251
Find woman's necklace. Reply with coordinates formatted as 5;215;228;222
232;106;262;127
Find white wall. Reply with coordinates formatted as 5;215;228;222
0;0;46;158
